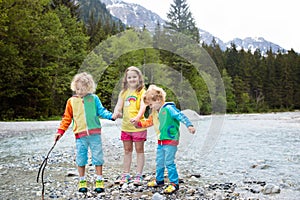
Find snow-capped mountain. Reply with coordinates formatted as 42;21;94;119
199;28;226;48
200;29;286;54
101;0;287;54
101;0;164;30
226;37;286;54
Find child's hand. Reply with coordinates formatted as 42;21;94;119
112;111;122;120
188;126;196;134
133;121;140;128
130;118;140;128
130;117;139;124
112;113;117;120
54;133;62;141
117;112;122;118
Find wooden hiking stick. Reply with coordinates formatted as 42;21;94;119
36;139;58;200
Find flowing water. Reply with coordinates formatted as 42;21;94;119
0;111;299;199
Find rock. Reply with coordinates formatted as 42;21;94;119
66;170;77;177
262;184;280;194
121;183;129;190
111;190;120;196
191;173;201;178
141;194;149;199
36;191;42;196
187;188;196;194
152;192;165;200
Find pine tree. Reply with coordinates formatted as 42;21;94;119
165;0;199;43
222;69;236;112
0;0;88;120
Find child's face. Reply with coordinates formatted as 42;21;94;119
126;70;139;89
75;82;87;97
148;99;162;111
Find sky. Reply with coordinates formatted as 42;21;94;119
122;0;300;52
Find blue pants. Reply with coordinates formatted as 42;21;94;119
76;134;104;167
155;145;178;184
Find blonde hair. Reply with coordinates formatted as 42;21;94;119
143;85;166;105
71;72;96;95
121;66;145;94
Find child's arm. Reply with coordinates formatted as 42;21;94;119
134;114;154;128
130;99;147;124
168;105;196;134
95;95;114;120
55;99;73;141
113;92;124;118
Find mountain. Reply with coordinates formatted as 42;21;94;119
200;29;286;54
101;0;164;30
77;0;123;26
101;0;287;54
226;37;286;54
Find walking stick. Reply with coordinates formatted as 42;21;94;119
36;139;58;200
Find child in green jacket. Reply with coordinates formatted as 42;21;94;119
134;85;195;194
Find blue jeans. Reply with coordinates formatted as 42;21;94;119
76;134;104;167
156;145;178;184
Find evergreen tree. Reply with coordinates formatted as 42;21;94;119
249;49;264;111
0;0;23;119
225;43;241;77
50;0;80;19
165;0;199;43
287;49;300;108
263;50;277;109
78;0;124;50
0;0;88;120
222;69;236;112
206;38;226;72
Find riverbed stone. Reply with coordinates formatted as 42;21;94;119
262;184;280;194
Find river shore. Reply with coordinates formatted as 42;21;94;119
1;112;299;199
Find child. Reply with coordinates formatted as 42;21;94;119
54;72;117;193
134;85;196;194
114;66;147;185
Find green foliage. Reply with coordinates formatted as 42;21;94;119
222;69;235;112
0;0;87;120
77;0;124;50
205;40;300;113
165;0;200;43
1;0;300;120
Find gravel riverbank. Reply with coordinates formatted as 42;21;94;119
1;112;299;199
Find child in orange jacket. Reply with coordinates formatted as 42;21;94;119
55;72;118;193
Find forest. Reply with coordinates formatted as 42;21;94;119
1;0;300;120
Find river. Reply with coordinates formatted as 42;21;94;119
0;111;299;199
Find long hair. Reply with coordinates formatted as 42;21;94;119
121;66;145;94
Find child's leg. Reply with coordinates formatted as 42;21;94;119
94;165;104;193
89;135;104;180
148;145;165;187
78;165;86;178
95;165;102;175
134;141;145;174
77;165;88;193
90;135;105;193
165;145;179;185
95;165;103;180
155;145;165;182
123;140;133;173
76;137;89;180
